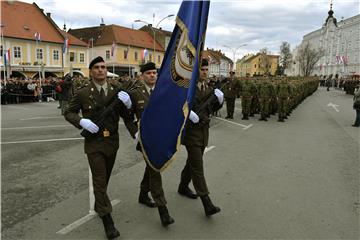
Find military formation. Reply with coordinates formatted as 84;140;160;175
218;76;319;122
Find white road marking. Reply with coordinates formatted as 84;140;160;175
204;146;216;153
20;116;62;121
215;117;253;130
327;102;340;112
1;137;84;145
56;199;121;235
2;125;72;130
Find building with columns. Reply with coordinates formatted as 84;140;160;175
287;5;360;77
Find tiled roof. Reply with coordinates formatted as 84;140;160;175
69;24;164;51
202;51;220;64
203;49;233;64
139;25;172;37
1;1;64;43
59;30;87;47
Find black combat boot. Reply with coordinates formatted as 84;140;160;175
178;184;197;199
200;195;221;216
138;191;156;208
158;205;175;227
101;214;120;240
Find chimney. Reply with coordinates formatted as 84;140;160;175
46;12;51;18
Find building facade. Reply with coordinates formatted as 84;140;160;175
237;53;279;77
1;1;89;79
69;24;165;78
203;48;233;78
287;6;360;77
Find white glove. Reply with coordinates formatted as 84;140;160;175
118;91;132;109
214;88;224;104
189;110;199;123
134;131;139;140
80;118;99;133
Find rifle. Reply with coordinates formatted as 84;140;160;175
80;79;141;139
192;80;229;118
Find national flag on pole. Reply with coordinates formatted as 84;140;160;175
142;48;148;60
139;0;210;172
124;46;130;59
87;38;93;48
62;38;69;53
4;49;11;77
342;56;348;65
4;49;10;66
34;32;41;42
111;42;116;57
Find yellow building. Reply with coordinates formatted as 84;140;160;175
237;53;279;77
69;24;166;77
1;1;89;79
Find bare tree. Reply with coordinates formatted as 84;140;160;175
258;48;272;76
279;41;292;74
296;42;324;76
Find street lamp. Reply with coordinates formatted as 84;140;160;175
222;44;247;71
134;14;174;63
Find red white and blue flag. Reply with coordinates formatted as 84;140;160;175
34;32;41;42
62;38;70;53
142;48;148;60
111;42;116;57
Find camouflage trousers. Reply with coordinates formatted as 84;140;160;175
241;97;252;117
277;98;288;119
259;97;270;119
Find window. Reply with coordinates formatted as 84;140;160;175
149;53;152;62
36;48;43;60
106;50;110;60
124;49;128;60
79;53;85;63
13;46;21;58
254;64;257;68
134;51;138;61
158;55;160;63
70;52;75;62
0;45;3;56
53;50;59;61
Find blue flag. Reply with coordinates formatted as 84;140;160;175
139;0;210;172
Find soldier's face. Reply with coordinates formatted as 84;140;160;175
142;70;157;87
90;62;107;82
200;66;209;82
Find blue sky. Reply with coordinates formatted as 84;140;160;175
22;0;360;59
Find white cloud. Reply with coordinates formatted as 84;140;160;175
20;0;360;59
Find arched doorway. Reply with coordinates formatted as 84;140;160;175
64;70;85;78
31;72;58;79
10;71;27;79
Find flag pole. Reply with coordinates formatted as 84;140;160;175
128;45;130;78
1;24;6;85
